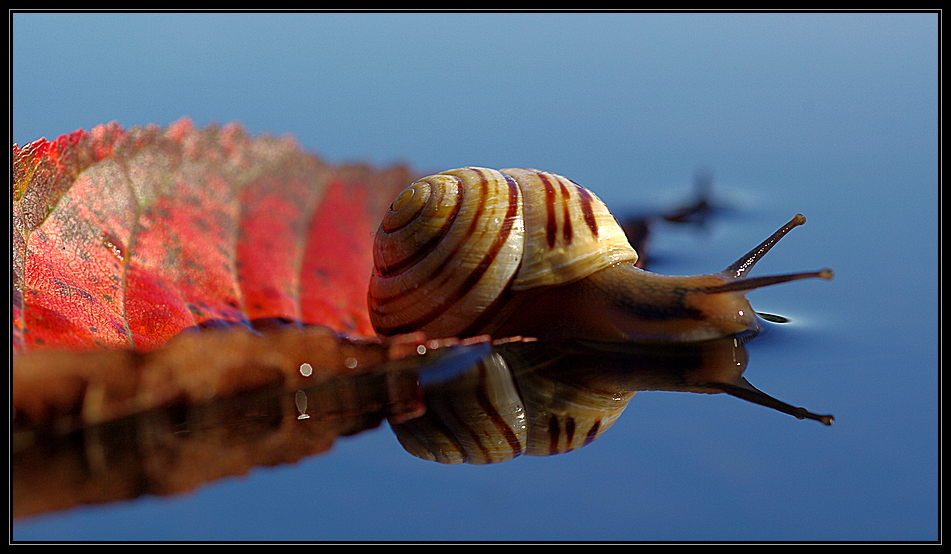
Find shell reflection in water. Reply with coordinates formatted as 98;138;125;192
391;350;635;464
391;353;529;465
390;336;833;465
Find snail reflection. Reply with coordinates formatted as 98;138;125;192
390;335;834;465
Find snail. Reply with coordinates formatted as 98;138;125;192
368;167;832;343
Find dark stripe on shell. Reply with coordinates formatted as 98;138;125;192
573;180;600;238
540;172;558;248
559;179;573;245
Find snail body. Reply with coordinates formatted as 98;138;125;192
368;167;832;343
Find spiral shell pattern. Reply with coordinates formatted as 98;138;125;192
368;167;638;339
368;168;525;338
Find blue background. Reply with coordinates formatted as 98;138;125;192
12;12;938;541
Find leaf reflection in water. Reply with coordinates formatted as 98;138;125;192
12;326;490;520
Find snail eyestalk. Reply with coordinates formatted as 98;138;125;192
701;268;834;295
724;214;807;279
706;213;833;295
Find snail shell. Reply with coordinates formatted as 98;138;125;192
368;167;832;343
368;167;636;339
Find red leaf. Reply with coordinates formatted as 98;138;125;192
12;118;412;353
